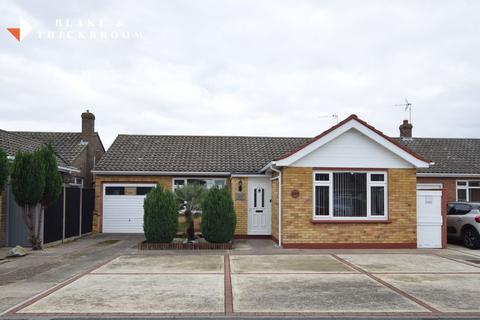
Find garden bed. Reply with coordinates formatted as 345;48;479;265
139;238;232;250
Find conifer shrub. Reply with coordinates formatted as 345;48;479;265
143;183;178;243
201;187;236;243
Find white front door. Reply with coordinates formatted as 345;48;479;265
248;177;272;235
416;190;443;248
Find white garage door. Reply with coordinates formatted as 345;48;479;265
417;189;443;248
103;184;155;233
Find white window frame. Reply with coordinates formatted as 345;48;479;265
312;171;388;220
172;177;227;191
456;180;480;201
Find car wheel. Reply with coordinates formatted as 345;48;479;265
462;227;480;249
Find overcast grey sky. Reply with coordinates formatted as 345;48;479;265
1;0;479;148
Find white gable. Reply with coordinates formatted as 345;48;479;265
291;128;413;168
272;116;430;170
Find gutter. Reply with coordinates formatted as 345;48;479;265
91;170;231;176
58;166;81;173
7;155;79;174
417;173;480;178
270;163;282;248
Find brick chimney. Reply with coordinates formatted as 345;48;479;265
399;119;413;138
81;110;95;141
81;110;96;187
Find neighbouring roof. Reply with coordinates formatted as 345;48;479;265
0;130;70;168
12;132;87;164
396;138;480;175
94;135;310;174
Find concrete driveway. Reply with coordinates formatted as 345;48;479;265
6;252;480;318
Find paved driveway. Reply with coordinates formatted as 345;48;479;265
6;252;480;318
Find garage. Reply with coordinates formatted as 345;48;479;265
102;184;155;233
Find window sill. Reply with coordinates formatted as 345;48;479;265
311;219;391;224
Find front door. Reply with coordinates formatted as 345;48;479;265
248;178;272;235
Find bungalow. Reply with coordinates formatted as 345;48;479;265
93;114;433;248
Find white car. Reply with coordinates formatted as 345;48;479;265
447;202;480;249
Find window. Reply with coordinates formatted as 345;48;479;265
457;180;480;202
105;186;125;195
313;171;387;219
173;178;226;191
449;203;471;215
105;186;153;196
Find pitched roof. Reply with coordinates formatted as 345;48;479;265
12;132;87;164
94;135;310;174
275;114;430;166
396;137;480;175
0;129;44;156
0;130;70;168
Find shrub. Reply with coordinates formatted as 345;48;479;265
143;183;178;243
10;150;46;249
201;187;236;243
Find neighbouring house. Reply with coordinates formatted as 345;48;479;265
396;120;480;204
0;111;105;246
12;110;105;188
93;114;434;248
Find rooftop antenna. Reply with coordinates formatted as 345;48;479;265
394;98;412;123
319;114;338;124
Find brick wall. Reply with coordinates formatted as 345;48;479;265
93;175;172;233
417;176;457;203
271;176;278;241
230;177;248;235
280;167;417;248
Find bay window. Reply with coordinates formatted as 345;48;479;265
313;171;388;220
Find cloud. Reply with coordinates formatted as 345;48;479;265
0;0;479;148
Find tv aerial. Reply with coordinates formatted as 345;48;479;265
319;114;339;124
395;98;412;123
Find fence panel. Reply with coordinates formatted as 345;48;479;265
65;187;81;238
44;189;64;244
6;185;31;247
81;188;94;234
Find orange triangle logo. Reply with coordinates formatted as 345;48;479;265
7;28;20;41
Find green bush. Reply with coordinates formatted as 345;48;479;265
201;187;236;243
143;183;178;243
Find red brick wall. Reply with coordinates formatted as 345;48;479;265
417;177;457;203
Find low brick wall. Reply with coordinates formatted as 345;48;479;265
139;241;232;250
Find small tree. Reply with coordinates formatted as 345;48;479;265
11;150;46;250
0;148;8;194
143;183;178;243
174;184;206;241
37;145;63;248
201;187;236;243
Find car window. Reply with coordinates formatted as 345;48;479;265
454;204;471;215
447;204;456;215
